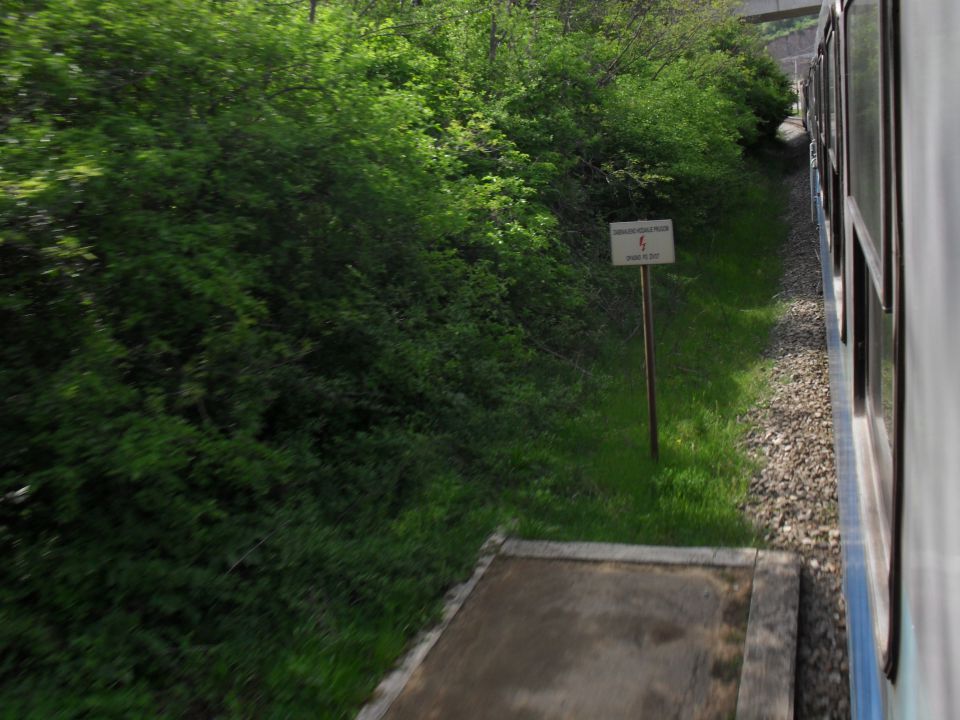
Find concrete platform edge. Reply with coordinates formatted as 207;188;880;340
736;550;801;720
501;538;759;568
355;533;507;720
356;539;800;720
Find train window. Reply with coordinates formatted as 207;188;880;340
852;229;897;674
816;56;828;207
815;58;823;142
872;300;895;452
817;61;823;168
866;278;895;516
845;0;902;676
846;0;884;272
807;74;816;136
827;31;838;154
821;43;830;152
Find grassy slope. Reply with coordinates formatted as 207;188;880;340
277;159;788;720
508;163;786;546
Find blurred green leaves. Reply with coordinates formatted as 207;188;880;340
0;0;792;715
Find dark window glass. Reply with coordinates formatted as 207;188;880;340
866;278;895;515
827;32;837;151
823;42;832;149
847;0;884;256
809;85;816;136
813;65;820;155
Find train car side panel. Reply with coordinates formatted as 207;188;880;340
898;2;960;718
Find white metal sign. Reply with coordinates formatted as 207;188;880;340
610;220;675;266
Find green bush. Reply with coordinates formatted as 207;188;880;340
0;0;792;714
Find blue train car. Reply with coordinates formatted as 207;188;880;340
805;1;960;717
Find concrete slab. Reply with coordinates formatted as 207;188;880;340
358;540;799;720
736;552;801;720
501;537;758;568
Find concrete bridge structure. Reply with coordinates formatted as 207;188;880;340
736;0;820;23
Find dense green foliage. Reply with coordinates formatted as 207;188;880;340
0;0;792;715
511;165;786;546
759;15;818;42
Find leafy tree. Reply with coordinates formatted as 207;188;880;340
0;0;791;714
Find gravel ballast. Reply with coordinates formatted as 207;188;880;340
739;120;851;719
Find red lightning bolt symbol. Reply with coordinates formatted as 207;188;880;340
639;235;646;251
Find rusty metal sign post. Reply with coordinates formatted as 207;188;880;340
610;220;675;462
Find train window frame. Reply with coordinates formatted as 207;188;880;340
843;0;888;306
831;21;844;262
822;38;828;151
807;71;817;139
820;27;838;239
815;55;826;206
826;29;839;172
842;0;903;678
820;12;848;343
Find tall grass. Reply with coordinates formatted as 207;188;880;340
295;165;787;718
508;169;786;547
